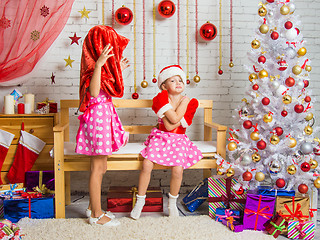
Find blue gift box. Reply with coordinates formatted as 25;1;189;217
257;186;295;197
3;196;54;223
183;178;208;212
215;207;241;222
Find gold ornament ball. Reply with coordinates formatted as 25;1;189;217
259;69;268;78
270;135;280;145
304;126;313;135
229;62;234;68
314;178;320;188
282;95;292;104
287;164;297;175
297;47;307;56
252;152;261;162
250;132;260;141
217;166;224;175
289;137;297;148
193;75;201;83
141;80;148;88
309;159;318;169
249;73;258;82
305;65;312;72
251;40;261;49
226;168;235;177
228;142;237;151
258;7;267;16
263;114;273;123
280;5;290;15
255;172;265;182
292;65;302;75
305;112;313;121
259;24;269;34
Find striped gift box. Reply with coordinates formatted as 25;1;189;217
208;176;246;219
287;221;315;239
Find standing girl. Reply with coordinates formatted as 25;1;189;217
130;65;202;219
76;26;130;226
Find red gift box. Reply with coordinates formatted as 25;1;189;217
107;186;163;212
49;102;57;113
264;213;288;238
37;103;47;110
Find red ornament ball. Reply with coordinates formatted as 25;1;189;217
301;162;311;172
305;96;311;102
200;22;217;41
252;84;259;91
132;92;139;99
115;6;133;25
276;178;286;188
298;184;308;194
258;56;266;64
257;139;267;150
285;77;295;87
152;78;157;83
281;110;288;117
275;127;283;136
304;80;309;88
266;0;274;2
242;171;253;181
271;31;279;40
284;21;293;29
314;145;320;156
186;79;191;85
235;187;244;195
218;69;223;75
262;97;270;105
294;104;304;113
243;120;252;129
158;0;176;18
278;59;288;71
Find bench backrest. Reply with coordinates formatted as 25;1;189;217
60;99;213;142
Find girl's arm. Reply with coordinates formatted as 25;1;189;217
89;44;114;98
164;97;190;124
162;116;181;131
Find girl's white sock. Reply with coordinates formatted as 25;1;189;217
168;193;179;217
130;194;146;220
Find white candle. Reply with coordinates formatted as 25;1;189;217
25;103;31;114
24;94;34;113
4;95;14;114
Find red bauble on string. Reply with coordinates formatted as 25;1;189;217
158;0;176;18
200;22;217;41
284;21;293;29
243;120;252;129
152;78;157;83
294;104;304;113
266;0;274;2
285;77;295;87
235;187;244;195
258;56;266;64
218;69;223;75
305;96;311;102
276;178;286;188
271;31;279;40
257;139;267;150
132;92;139;99
298;184;308;194
186;79;191;85
301;162;311;172
278;59;288;71
262;97;270;105
115;6;133;25
243;171;253;181
281;110;288;117
275;127;283;136
304;80;309;88
252;84;259;91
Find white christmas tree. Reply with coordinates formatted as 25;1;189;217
217;0;320;194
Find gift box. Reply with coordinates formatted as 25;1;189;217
49;102;57;113
276;196;310;222
215;208;241;222
258;186;295;197
182;178;208;212
0;183;24;192
264;213;288;238
25;170;54;194
243;193;275;231
287;221;315;239
208;176;246;219
0;184;25;199
107;186;163;212
221;217;244;232
309;188;317;224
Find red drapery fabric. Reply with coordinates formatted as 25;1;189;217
0;0;75;86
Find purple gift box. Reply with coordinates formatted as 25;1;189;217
243;193;275;231
25;171;54;193
222;218;244;232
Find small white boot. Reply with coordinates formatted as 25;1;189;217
168;193;179;217
130;194;146;220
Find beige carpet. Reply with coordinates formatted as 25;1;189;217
17;215;275;240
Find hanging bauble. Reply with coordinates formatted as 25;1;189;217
289;137;297;148
305;112;313;121
314;178;320;188
293;150;304;162
263;114;273;123
310;159;318;169
250;132;260;141
241;153;252;166
282;95;292;104
259;24;269;34
271;31;279;40
301;162;311;172
284;21;293;29
229;62;234;68
276;178;286;188
277;59;288;71
132;92;139;99
158;0;176;18
287;3;296;13
249;73;258;82
266;0;274;3
304;126;313;135
262;97;270;106
243;120;252;129
305;96;311;103
259;69;268;78
252;152;261;162
218;69;223;75
141;80;148;88
258;7;267;16
281;110;288;117
258;56;266;64
269;159;282;174
292;65;302;75
242;171;253;181
270;135;280;145
305;65;312;72
280;5;290;15
271;80;280;89
152;78;157;83
286;47;297;59
297;47;307;56
226;168;235;178
276;85;288;97
199;22;217;41
298;184;308;194
314;145;320;156
251;40;261;49
255;172;265;182
285;77;295;87
257;139;267;150
286;28;298;40
275;127;283;136
304;80;309;88
294;104;304;113
227;142;237;151
296;80;305;89
235;186;244;195
115;6;133;25
217;166;224;175
252;84;259;91
287;165;297;175
193;75;201;83
186;79;191;85
300;142;313;154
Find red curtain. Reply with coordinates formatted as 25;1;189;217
0;0;75;86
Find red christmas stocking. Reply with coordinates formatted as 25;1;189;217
0;129;15;185
7;130;45;184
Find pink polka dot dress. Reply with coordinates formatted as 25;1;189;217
75;90;128;156
140;119;203;169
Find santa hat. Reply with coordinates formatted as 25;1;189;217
158;65;186;89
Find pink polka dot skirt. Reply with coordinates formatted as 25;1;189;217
141;128;203;169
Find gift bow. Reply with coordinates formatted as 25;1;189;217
216;209;240;221
39;98;55;105
22;192;43;218
33;184;54;195
279;202;309;222
2;183;22;199
309;208;317;218
184;180;208;205
270;219;286;236
226;216;235;231
295;222;306;239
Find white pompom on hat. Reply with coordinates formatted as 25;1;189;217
158;65;186;89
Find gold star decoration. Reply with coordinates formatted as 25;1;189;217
79;6;91;19
64;55;75;68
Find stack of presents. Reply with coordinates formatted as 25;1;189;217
183;176;318;239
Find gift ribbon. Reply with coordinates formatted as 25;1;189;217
2;184;23;199
32;171;55;195
278;197;309;222
226;216;235;231
244;195;273;230
21;192;43;218
295;222;306;239
216;208;240;221
309;209;317;218
184;180;207;205
270;219;286;236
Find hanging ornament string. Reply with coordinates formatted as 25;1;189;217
218;0;223;75
177;0;180;65
193;0;200;83
102;0;105;25
229;0;234;68
152;0;157;83
133;0;137;95
112;0;115;28
186;0;189;82
141;0;147;88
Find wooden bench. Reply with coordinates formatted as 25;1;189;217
53;99;227;218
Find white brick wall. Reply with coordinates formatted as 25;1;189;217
1;0;319;193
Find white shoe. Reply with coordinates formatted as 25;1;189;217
86;209;115;219
89;213;120;227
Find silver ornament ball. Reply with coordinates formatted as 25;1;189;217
271;81;280;90
269;159;282;174
300;142;313;154
241;153;252;166
288;3;295;13
285;47;296;59
296;81;305;89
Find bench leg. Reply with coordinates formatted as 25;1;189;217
203;169;211;179
65;171;71;205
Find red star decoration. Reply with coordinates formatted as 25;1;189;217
40;5;50;17
69;33;81;45
51;72;55;84
0;16;11;29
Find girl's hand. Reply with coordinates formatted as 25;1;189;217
95;44;114;68
120;57;130;71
